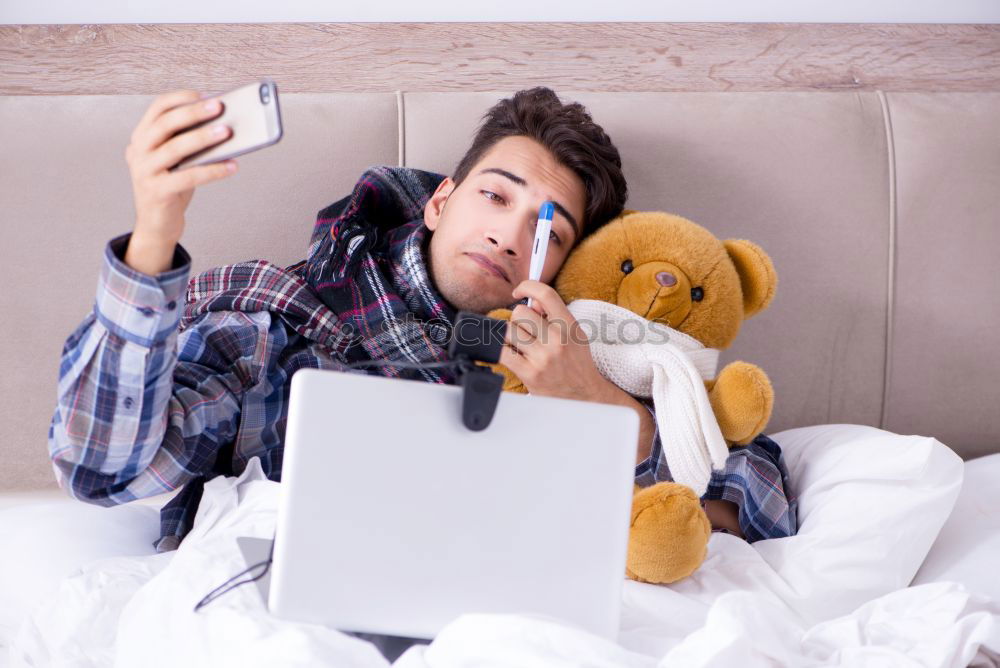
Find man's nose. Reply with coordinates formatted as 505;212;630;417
486;231;520;256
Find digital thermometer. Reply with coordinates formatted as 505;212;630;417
526;200;555;309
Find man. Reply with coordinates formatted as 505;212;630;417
50;87;774;557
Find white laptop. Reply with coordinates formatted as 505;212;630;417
241;366;638;641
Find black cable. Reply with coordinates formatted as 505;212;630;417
194;536;276;612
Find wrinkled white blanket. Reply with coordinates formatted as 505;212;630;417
11;459;1000;668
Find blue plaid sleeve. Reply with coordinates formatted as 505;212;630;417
48;233;249;505
632;398;797;542
633;398;663;487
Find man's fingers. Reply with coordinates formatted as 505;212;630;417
147;121;231;174
507;304;546;353
498;344;515;370
512;279;573;323
160;160;237;192
138;90;201;135
499;344;531;382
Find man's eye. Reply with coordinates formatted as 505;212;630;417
482;190;504;203
529;218;562;245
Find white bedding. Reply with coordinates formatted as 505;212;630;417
912;453;1000;604
5;425;1000;667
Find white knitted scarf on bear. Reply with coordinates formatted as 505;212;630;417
565;299;729;496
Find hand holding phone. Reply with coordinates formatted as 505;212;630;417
122;80;283;275
170;79;283;172
123;89;237;274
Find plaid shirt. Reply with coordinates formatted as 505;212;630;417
49;166;795;552
637;431;798;542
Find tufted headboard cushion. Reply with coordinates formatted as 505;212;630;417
1;90;997;491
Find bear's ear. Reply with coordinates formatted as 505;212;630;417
722;239;777;319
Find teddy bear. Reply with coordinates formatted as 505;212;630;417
483;209;778;584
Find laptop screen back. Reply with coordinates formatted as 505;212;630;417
270;368;639;640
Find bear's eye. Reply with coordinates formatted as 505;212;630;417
691;287;704;302
621;259;634;274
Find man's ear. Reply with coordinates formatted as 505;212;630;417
424;177;455;232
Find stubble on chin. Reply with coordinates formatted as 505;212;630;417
430;252;513;315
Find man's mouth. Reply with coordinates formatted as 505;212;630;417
465;252;510;283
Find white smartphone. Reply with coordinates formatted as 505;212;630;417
169;78;283;172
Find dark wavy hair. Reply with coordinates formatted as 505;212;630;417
451;87;628;246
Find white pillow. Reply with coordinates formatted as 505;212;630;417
751;423;964;625
0;498;161;638
911;453;1000;601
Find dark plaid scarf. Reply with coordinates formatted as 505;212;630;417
181;165;459;384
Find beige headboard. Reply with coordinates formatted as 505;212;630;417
2;23;998;492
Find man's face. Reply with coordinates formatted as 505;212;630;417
423;135;587;314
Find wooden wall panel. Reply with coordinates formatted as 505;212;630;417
1;23;998;95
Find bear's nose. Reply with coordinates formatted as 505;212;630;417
656;271;677;287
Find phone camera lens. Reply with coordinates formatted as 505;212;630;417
259;84;270;104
